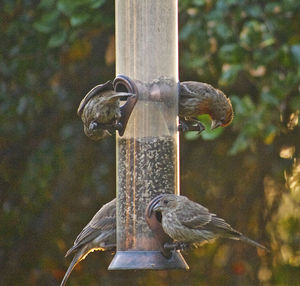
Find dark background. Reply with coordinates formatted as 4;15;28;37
1;0;299;285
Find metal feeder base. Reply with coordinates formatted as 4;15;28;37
108;250;189;270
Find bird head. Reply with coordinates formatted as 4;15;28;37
77;81;114;117
210;119;222;130
145;195;173;258
153;194;180;213
210;92;233;130
83;124;110;141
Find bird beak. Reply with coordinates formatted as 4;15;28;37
146;195;164;217
118;92;135;97
211;120;222;130
152;200;162;212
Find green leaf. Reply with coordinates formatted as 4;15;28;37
289;95;300;111
193;0;205;6
246;5;262;18
215;23;232;40
57;0;86;15
229;134;249;155
48;30;67;48
227;0;241;4
179;23;196;40
264;124;277;144
90;0;106;9
33;10;60;33
219;43;245;63
219;64;243;85
231;95;256;117
200;126;224;140
38;0;56;9
261;91;280;106
17;97;28;115
291;45;300;64
183;114;224;141
70;13;90;27
260;37;276;48
184;131;201;141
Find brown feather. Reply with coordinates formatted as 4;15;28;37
154;194;268;251
61;199;116;286
179;81;233;127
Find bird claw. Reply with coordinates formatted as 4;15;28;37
105;121;123;135
113;122;123;131
88;120;121;136
163;242;189;251
177;242;189;251
191;122;205;134
163;242;176;250
179;118;205;133
178;120;189;132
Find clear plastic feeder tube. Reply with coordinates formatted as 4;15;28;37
109;0;188;270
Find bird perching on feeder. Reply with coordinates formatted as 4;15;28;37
77;79;138;140
108;0;189;270
74;0;234;272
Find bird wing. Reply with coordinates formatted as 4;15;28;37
180;81;211;98
106;92;132;100
179;200;212;229
60;251;83;286
66;199;116;256
77;81;113;116
180;82;198;98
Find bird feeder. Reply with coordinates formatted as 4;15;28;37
108;0;188;270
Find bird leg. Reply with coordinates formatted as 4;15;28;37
178;118;189;132
179;117;205;133
103;244;116;250
105;120;124;136
113;121;123;131
164;242;190;251
88;120;119;136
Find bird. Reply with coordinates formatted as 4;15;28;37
78;81;134;141
153;194;268;251
145;194;174;258
78;79;232;139
179;81;233;132
60;199;116;286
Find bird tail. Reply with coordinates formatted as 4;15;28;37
65;246;76;258
60;251;83;286
239;235;269;252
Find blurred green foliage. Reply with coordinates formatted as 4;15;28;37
1;0;299;285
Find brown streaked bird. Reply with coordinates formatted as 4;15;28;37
145;194;174;258
179;81;233;132
60;199;116;286
153;194;268;251
78;81;133;141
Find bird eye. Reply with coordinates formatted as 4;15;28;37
163;199;169;205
